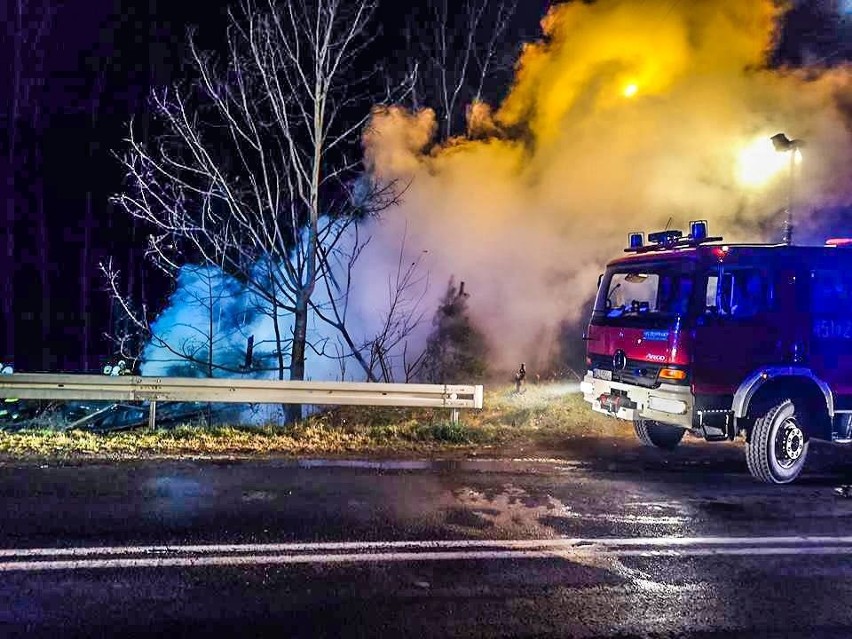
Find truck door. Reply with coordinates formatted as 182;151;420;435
809;268;852;397
690;265;782;395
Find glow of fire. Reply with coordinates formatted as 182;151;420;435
623;83;639;98
736;137;791;188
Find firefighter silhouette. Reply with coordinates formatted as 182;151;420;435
514;363;527;394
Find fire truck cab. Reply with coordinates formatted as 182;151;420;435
582;220;852;484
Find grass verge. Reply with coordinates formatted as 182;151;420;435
0;384;625;460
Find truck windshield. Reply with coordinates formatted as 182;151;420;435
593;265;695;323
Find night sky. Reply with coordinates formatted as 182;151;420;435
0;0;849;373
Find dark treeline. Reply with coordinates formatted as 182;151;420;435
0;0;216;371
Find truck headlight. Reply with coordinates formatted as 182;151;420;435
648;396;687;415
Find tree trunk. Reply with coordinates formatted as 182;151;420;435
206;271;214;378
81;191;92;371
81;72;103;373
286;294;309;424
3;173;15;365
36;169;49;370
35;115;49;371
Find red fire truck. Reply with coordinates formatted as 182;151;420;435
582;220;852;484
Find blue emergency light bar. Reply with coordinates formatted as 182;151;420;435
625;220;722;253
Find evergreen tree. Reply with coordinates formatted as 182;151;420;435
420;278;489;383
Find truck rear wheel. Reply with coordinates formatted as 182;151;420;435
633;419;685;450
745;398;809;484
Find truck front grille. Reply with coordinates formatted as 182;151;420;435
588;354;664;388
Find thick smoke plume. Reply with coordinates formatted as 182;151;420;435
363;0;852;374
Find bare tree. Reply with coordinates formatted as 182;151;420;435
404;0;519;139
314;224;430;382
100;260;254;377
367;246;430;382
110;0;409;420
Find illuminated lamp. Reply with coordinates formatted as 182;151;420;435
659;368;687;381
712;246;729;260
826;239;852;247
689;220;708;242
628;232;644;249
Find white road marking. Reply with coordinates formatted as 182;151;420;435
2;534;852;558
2;545;852;572
1;535;852;571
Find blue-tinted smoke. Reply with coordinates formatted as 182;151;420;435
139;218;430;386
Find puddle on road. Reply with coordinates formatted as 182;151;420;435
296;459;434;471
446;484;691;536
444;483;702;600
141;475;216;523
293;458;587;473
561;511;689;526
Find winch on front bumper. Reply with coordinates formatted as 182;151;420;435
580;371;694;429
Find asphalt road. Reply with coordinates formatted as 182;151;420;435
4;434;852;638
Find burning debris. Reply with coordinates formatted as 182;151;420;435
0;398;215;433
0;362;214;433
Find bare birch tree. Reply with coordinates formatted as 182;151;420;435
110;0;406;420
404;0;519;139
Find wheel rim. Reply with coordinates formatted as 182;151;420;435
774;417;805;469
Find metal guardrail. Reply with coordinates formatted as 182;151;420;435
0;374;485;427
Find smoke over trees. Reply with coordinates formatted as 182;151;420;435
402;0;520;139
102;0;852;408
364;0;852;373
107;0;415;419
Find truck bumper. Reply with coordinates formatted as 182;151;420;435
580;372;694;429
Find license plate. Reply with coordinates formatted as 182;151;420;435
593;368;612;381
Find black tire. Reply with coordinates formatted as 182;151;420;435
633;419;685;450
745;398;809;484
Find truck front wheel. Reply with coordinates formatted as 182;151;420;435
633;419;685;450
745;399;809;484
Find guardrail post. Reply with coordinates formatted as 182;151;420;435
450;408;460;424
148;401;157;430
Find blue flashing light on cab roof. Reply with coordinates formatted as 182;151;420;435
628;232;644;250
690;220;708;241
625;220;723;253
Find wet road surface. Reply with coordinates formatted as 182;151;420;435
3;435;852;637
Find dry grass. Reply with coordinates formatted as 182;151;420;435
0;384;623;460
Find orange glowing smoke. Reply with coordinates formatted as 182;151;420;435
361;0;852;372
